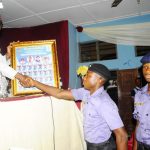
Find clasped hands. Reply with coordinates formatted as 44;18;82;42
17;74;34;88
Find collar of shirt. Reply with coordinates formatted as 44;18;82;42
141;84;149;95
135;86;140;90
89;86;104;97
83;86;105;105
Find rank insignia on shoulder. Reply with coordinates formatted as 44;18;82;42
134;102;144;106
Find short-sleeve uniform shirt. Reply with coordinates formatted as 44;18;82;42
71;86;124;144
133;84;150;145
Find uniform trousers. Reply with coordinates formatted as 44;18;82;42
86;135;116;150
137;141;150;150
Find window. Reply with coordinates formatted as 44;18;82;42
135;46;150;56
79;41;117;62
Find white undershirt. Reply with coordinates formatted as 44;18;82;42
0;54;17;96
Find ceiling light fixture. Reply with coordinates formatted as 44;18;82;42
0;0;3;9
111;0;123;7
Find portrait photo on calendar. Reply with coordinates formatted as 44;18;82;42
11;40;60;96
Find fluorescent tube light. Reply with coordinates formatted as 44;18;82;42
0;2;3;9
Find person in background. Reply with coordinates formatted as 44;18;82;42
107;79;118;105
133;52;150;150
20;63;128;150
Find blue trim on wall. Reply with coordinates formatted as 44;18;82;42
69;14;150;88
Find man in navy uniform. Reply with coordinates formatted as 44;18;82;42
133;52;150;150
20;63;128;150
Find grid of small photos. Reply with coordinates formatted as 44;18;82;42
15;45;56;92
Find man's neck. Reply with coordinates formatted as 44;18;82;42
90;85;102;95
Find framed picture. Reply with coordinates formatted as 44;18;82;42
11;40;60;96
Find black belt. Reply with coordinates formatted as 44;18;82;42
86;135;116;150
86;139;109;147
137;141;150;150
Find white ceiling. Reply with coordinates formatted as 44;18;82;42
0;0;150;28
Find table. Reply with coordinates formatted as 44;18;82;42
0;95;86;150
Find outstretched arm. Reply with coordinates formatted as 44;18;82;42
0;63;74;100
113;127;128;150
20;76;74;100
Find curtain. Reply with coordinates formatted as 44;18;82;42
0;21;69;88
83;22;150;46
58;21;69;89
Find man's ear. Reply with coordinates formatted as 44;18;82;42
99;77;106;85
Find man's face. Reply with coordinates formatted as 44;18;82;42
82;70;102;90
143;63;150;83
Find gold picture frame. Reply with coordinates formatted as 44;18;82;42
11;40;60;96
